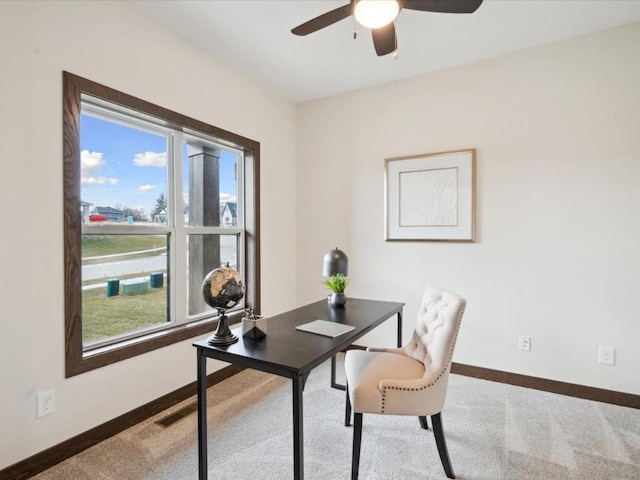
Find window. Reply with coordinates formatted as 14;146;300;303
63;72;260;377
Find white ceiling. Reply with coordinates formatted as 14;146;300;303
130;0;640;103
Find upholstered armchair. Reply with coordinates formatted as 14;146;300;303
344;286;467;479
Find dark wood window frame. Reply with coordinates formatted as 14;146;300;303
63;72;260;377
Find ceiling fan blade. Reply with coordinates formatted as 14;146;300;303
403;0;484;14
291;4;352;36
372;23;397;57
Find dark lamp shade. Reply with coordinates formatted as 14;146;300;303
322;248;349;277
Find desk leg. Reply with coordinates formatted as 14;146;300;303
397;309;403;348
197;349;208;480
330;355;346;391
292;372;304;480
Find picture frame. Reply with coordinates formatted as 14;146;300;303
385;149;476;242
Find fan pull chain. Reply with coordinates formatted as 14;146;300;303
353;15;357;39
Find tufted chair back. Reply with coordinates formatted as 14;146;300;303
403;286;466;380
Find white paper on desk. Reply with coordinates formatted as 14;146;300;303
295;319;355;338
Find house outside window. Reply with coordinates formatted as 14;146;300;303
63;72;260;377
221;202;237;227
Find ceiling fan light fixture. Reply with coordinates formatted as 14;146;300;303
354;0;400;29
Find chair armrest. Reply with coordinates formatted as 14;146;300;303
378;368;450;415
366;346;405;355
378;369;439;391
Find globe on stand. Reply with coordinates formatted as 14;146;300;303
202;267;245;346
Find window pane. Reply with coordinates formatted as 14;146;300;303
82;234;169;345
186;234;240;317
183;142;238;227
65;74;259;377
80;113;168;225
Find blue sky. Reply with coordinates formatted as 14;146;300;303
80;114;237;219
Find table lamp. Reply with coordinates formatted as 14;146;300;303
323;247;349;307
323;247;349;277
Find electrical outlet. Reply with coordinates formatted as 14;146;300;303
519;335;531;352
37;389;56;418
598;345;615;366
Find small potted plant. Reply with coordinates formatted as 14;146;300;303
323;273;349;308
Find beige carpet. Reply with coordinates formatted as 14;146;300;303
34;356;639;479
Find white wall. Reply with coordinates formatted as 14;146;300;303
296;23;640;396
0;1;296;469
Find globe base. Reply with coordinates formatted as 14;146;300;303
207;311;239;346
207;332;238;346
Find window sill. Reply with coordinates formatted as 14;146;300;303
67;311;244;377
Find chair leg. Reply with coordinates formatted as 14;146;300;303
351;412;363;480
418;415;429;430
431;412;455;479
345;385;352;426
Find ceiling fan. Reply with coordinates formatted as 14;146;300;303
291;0;484;57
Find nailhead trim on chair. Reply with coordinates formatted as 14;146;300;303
380;304;465;413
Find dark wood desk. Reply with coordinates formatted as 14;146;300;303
193;298;404;480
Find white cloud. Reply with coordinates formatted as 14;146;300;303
220;193;237;203
82;177;119;186
133;151;167;167
81;150;104;172
139;184;158;192
80;150;118;186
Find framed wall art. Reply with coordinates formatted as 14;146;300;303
385;149;476;241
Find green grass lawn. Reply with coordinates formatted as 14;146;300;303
83;286;168;343
82;235;167;258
